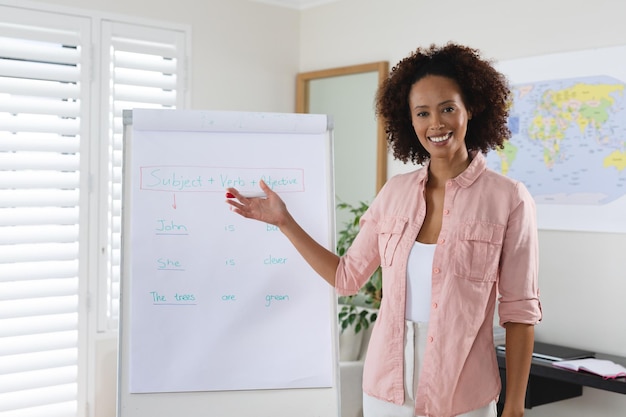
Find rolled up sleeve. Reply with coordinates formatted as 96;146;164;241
498;182;542;326
335;194;385;297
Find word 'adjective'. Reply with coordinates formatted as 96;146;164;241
264;254;287;265
156;219;188;232
261;175;298;189
265;294;289;307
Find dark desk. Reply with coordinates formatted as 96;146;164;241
496;347;626;415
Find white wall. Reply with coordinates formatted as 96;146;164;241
301;1;626;416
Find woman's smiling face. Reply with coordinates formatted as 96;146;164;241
408;74;472;163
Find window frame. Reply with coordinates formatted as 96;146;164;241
94;14;191;334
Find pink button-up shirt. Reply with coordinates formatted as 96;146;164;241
335;152;542;417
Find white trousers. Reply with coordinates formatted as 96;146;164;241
363;321;497;417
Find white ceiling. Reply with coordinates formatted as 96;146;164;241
247;0;341;10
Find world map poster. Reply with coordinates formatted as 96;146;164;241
488;46;626;233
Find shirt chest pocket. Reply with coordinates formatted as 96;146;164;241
377;217;408;267
454;221;505;282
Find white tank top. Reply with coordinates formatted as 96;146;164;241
405;241;436;322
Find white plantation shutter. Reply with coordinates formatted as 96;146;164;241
0;5;91;417
98;21;188;330
0;2;190;416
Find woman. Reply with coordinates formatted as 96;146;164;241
226;43;542;417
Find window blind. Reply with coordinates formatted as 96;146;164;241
0;6;90;417
98;21;187;330
0;4;189;416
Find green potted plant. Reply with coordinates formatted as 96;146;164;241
336;201;381;336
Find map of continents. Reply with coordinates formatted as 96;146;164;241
486;76;626;205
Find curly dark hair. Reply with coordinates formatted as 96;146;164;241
376;42;511;165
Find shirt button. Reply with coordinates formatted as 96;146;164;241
433;267;440;274
428;336;434;343
438;238;445;244
446;181;452;187
432;302;438;309
443;209;450;215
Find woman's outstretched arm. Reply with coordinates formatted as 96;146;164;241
225;179;339;286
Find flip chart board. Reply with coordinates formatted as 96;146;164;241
118;109;340;417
